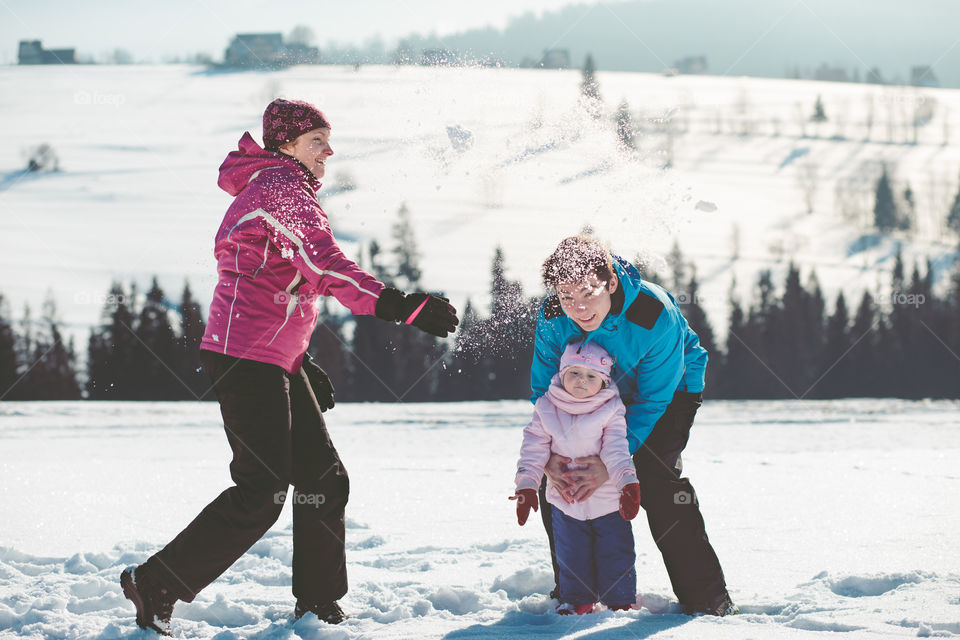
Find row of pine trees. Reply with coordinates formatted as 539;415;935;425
2;212;959;401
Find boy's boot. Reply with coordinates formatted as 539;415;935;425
120;565;177;636
682;590;738;616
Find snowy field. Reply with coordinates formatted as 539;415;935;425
2;64;959;344
1;399;958;639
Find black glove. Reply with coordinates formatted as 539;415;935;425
374;287;459;338
302;354;335;412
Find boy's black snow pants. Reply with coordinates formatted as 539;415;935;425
140;351;349;605
539;390;727;607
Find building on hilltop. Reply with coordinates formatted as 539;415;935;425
18;40;77;64
674;56;708;75
813;63;850;83
224;33;319;68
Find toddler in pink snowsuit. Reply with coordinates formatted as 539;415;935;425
513;340;642;614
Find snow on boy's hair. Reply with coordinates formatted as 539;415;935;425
541;236;614;288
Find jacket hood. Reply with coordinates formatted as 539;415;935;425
608;257;643;320
217;131;319;197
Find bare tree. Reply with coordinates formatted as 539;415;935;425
797;161;819;213
729;222;741;262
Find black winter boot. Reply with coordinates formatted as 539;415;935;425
682;590;739;617
120;565;177;635
294;600;347;624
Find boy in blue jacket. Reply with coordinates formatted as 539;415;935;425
532;235;734;616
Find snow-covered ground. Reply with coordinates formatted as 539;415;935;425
2;64;959;345
1;399;958;639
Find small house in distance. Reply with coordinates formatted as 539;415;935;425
674;56;708;75
224;33;319;68
18;40;77;64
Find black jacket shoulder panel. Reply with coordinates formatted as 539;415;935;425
625;292;664;330
542;295;564;319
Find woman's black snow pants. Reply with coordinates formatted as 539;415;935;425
140;351;349;605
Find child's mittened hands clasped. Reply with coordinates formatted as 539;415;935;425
619;483;641;521
510;489;539;526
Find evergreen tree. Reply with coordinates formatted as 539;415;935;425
810;95;827;123
23;293;81;400
719;276;752;398
439;299;490;401
681;269;718;394
665;240;687;293
947;173;960;235
615;100;634;149
580;54;602;117
367;240;393;285
307;299;351;400
0;293;17;401
177;281;209;399
884;248;910;396
874;166;899;232
482;247;536;399
348;207;446;402
87;282;139;399
391;203;422;289
816;291;851;398
348;314;397;402
747;269;783;398
133;277;179;399
773;263;812;397
901;184;915;231
846;290;880;397
947;247;960;387
15;303;34;396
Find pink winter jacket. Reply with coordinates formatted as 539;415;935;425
200;132;385;373
515;376;639;521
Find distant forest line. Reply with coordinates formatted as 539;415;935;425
2;206;959;402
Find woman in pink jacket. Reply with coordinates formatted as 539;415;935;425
513;340;642;615
120;98;458;634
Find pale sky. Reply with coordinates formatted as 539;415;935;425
0;0;599;63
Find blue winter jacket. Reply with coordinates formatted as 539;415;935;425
530;256;708;454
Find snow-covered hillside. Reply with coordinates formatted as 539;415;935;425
1;64;959;338
1;399;958;638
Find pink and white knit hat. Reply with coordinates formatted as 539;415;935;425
559;341;614;383
262;98;331;151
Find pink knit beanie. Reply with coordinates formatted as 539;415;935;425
559;341;614;383
262;98;331;151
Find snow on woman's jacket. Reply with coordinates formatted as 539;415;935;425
515;375;639;521
200;132;385;373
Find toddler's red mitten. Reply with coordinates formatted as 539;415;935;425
512;488;539;525
619;483;641;520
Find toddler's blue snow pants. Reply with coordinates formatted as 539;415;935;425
552;507;636;607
